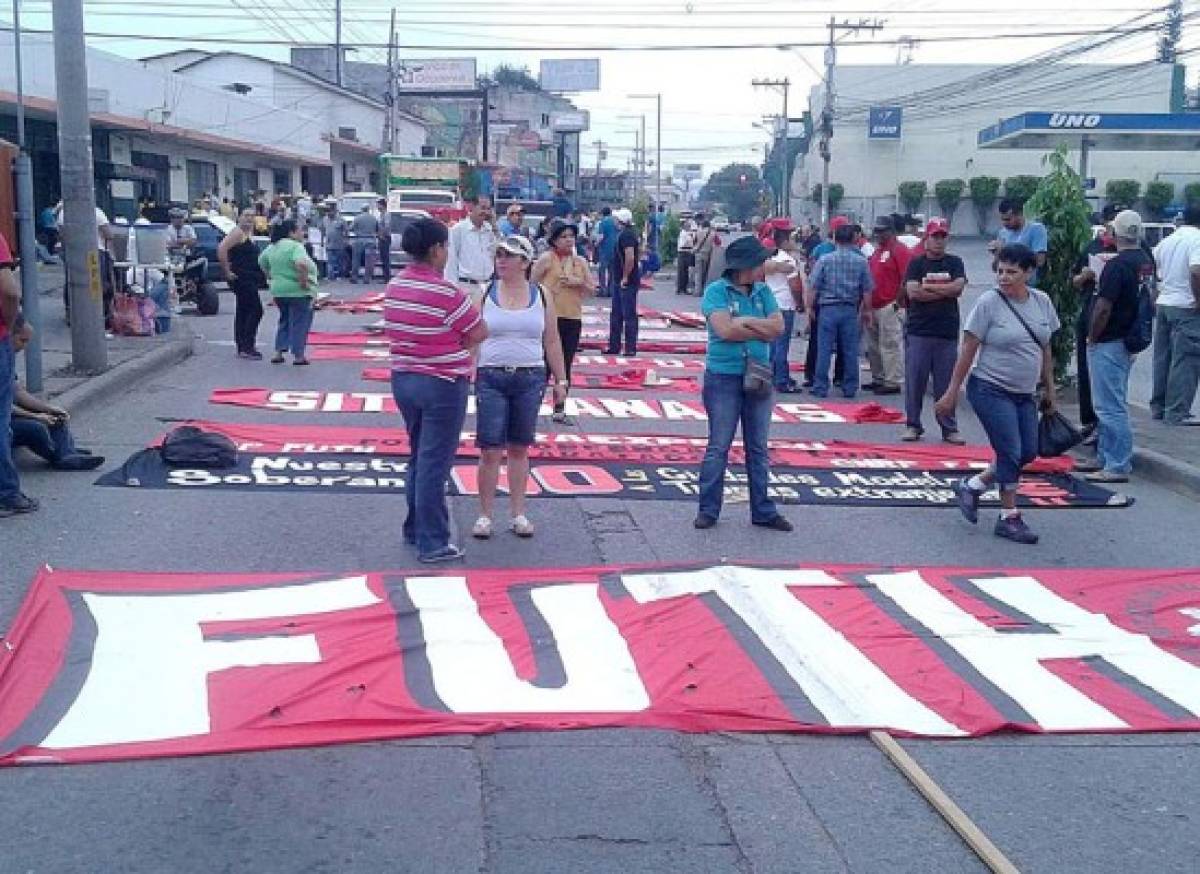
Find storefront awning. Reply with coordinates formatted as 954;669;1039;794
978;112;1200;151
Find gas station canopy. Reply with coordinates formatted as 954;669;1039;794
978;112;1200;151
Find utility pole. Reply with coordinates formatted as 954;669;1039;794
818;17;884;229
11;0;43;390
1158;0;1182;63
752;78;790;216
630;94;662;211
53;0;107;371
335;0;344;86
386;7;398;154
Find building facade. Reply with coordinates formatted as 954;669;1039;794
794;62;1197;231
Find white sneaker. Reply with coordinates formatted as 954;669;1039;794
510;515;535;538
472;516;493;539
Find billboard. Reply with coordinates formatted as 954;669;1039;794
673;163;703;181
868;106;903;140
539;59;601;92
396;58;477;92
551;111;590;133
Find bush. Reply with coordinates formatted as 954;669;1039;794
1025;149;1093;381
1184;182;1200;206
1143;181;1175;219
969;176;1002;234
810;183;845;213
1003;175;1041;204
1104;179;1141;208
661;212;681;263
934;179;965;223
897;181;927;214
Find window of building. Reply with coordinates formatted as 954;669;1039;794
273;168;291;194
186;159;219;206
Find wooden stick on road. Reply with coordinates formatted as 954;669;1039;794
869;730;1021;874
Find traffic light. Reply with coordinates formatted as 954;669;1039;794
738;173;747;186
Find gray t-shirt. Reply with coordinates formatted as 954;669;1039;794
351;212;379;237
964;288;1060;395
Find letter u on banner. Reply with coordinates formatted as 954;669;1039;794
403;577;650;713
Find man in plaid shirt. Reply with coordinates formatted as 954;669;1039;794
805;223;874;398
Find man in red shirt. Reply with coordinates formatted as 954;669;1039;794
864;215;911;395
1;229;37;515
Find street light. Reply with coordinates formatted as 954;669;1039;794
617;113;646;195
628;93;662;212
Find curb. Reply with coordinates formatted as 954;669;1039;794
53;328;196;416
1133;446;1200;501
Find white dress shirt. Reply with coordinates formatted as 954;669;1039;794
445;218;497;284
1153;225;1200;309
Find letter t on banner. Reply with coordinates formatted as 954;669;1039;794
621;566;963;735
868;571;1200;731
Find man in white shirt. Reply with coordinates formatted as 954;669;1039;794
763;222;805;392
445;195;497;294
1151;203;1200;425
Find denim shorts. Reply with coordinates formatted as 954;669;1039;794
476;366;547;448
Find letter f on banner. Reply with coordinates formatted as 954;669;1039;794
34;576;381;750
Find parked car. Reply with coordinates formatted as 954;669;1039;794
387;208;432;269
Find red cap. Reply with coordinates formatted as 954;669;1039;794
925;217;950;236
829;216;850;232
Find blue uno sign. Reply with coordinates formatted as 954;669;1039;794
868;106;903;140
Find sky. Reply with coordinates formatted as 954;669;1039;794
8;0;1198;182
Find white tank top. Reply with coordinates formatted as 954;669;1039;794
478;280;546;367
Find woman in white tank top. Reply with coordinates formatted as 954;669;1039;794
471;235;568;539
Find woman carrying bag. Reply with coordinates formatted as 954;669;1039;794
259;219;319;365
472;235;569;540
218;209;268;360
532;220;596;424
936;243;1060;545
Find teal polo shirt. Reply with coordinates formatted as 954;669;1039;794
701;277;780;375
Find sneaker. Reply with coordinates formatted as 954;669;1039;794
942;431;966;446
956;479;981;525
510;515;535;538
52;455;106;471
472;516;493;539
418;544;466;563
292;358;311;366
994;513;1039;545
753;515;794;532
860;381;876;391
0;493;39;517
271;352;285;364
1081;423;1099;445
1085;470;1129;484
777;381;803;394
551;410;575;425
873;384;901;396
1072;459;1103;473
693;513;717;529
900;426;922;442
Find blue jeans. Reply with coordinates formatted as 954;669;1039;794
274;297;314;358
967;375;1037;491
1088;340;1133;474
0;338;19;501
476;366;547;448
597;255;613;296
326;247;344;280
698;371;778;523
812;304;861;398
391;372;469;558
351;240;376;281
771;310;797;389
608;282;639;355
11;417;76;465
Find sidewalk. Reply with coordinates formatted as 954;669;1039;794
16;262;194;411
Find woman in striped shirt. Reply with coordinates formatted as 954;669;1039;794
385;218;489;563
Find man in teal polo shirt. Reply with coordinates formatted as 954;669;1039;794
695;235;792;533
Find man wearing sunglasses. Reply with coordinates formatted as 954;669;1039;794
498;204;525;238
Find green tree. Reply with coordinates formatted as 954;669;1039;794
1143;181;1174;218
661;212;682;263
1104;179;1141;208
1003;175;1041;204
483;65;541;91
897;181;927;214
1025;148;1093;381
812;183;845;212
630;194;651;235
969;176;1002;234
699;163;768;223
934;179;965;224
1184;182;1200;206
763;138;806;215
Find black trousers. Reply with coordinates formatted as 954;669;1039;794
232;280;264;353
556;317;583;411
1076;293;1096;427
803;302;845;384
676;251;694;294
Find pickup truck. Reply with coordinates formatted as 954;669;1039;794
387;188;466;226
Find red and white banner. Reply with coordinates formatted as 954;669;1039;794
308;331;388;347
163;420;1074;473
3;563;1198;766
361;367;706;393
208;389;906;424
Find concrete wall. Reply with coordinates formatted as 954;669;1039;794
796;63;1198;229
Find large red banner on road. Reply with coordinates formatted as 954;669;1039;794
2;563;1198;766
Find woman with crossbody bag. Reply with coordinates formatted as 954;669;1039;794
936;244;1060;544
472;235;569;540
695;236;792;532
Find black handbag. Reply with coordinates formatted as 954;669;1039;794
1038;410;1083;458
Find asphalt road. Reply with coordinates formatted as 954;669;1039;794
1;260;1198;873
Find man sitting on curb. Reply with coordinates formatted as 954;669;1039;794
9;318;105;472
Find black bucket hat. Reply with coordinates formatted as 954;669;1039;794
723;235;772;271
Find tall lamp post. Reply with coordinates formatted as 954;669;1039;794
628;93;662;211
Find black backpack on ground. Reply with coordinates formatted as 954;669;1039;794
160;426;238;469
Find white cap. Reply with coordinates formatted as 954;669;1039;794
1112;209;1142;241
614;208;634;225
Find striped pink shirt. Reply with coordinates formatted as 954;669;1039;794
384;263;482;379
